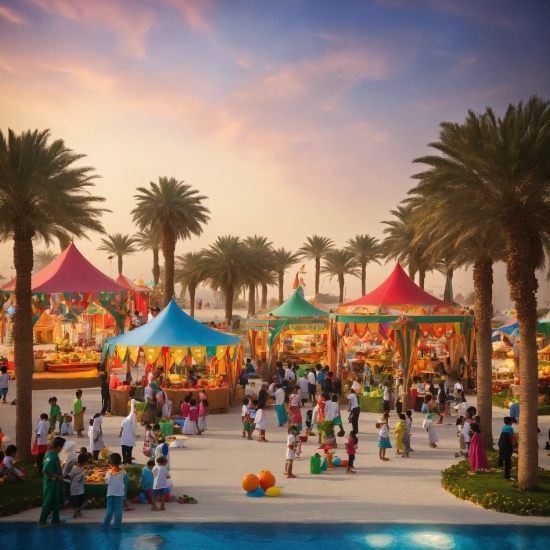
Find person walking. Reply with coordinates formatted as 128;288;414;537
38;437;66;527
347;388;360;435
100;375;111;415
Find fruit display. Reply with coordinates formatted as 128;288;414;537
85;466;110;484
42;350;101;365
167;373;228;389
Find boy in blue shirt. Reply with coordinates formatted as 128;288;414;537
141;460;155;504
498;417;514;481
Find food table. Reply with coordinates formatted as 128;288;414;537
46;361;99;373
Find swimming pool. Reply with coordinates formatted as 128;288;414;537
2;522;549;549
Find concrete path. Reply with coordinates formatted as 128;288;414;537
0;382;548;525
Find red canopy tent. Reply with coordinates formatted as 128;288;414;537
0;243;128;329
115;274;152;317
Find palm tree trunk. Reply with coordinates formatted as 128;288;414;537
361;262;366;296
189;284;196;318
152;247;160;286
278;271;284;305
338;274;344;303
473;257;493;450
315;257;320;295
161;225;176;307
117;254;123;276
224;285;234;325
418;269;426;290
408;266;416;283
13;230;34;461
504;224;540;490
261;283;268;310
248;283;256;316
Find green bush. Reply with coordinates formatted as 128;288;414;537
538;405;550;416
359;395;384;413
493;389;550;415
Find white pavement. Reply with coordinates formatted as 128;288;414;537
0;382;549;525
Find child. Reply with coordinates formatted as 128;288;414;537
143;424;156;458
151;455;171;511
0;444;23;482
331;395;344;436
379;381;391;413
394;413;406;456
405;409;414;453
101;452;128;529
60;415;74;436
456;417;467;456
461;412;473;452
33;413;50;475
181;392;192;419
498;416;514;481
248;399;258;437
70;453;89;518
49;397;62;434
242;398;252;440
198;393;209;434
346;431;358;474
468;423;490;472
79;446;93;463
0;365;9;404
285;425;299;478
73;390;85;438
90;414;104;460
140;460;155;504
377;414;391;461
254;402;267;442
421;393;431;414
182;399;198;435
422;412;439;448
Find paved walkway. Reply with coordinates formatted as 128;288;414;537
1;382;549;525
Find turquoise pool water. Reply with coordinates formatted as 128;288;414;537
2;523;549;549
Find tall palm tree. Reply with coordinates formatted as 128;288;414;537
0;128;106;460
58;234;72;252
346;234;382;296
97;233;138;276
174;251;204;318
132;177;210;307
199;236;254;323
299;235;334;296
244;235;275;313
33;249;58;273
321;248;360;303
272;247;301;305
412;96;550;489
134;226;162;286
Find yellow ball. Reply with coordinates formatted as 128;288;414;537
265;486;282;497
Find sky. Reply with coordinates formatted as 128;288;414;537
0;0;549;308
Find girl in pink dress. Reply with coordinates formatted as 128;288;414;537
182;399;199;435
468;423;490;472
180;392;192;419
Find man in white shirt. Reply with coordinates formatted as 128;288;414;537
285;366;295;381
348;389;360;435
307;368;317;404
285;426;299;478
274;385;287;426
298;373;309;406
119;417;136;465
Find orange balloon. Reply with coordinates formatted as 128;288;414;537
340;460;348;467
258;470;276;490
242;473;260;493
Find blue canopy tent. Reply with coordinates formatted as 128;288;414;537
102;299;242;405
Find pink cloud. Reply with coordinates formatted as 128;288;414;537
161;0;213;31
0;4;26;24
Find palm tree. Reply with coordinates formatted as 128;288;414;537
412;96;550;489
346;234;382;296
299;235;334;296
97;233;138;276
132;177;210;307
33;249;58;273
174;251;204;318
134;226;162;286
272;247;301;305
244;235;275;314
321;249;360;303
199;236;254;323
0;128;106;460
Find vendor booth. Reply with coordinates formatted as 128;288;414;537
115;274;153;325
103;298;243;416
334;264;474;411
0;244;128;378
247;291;329;374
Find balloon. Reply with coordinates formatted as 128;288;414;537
242;473;260;493
245;487;265;498
258;470;276;490
320;457;328;471
332;457;342;467
265;486;282;497
341;459;348;467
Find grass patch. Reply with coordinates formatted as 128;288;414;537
492;389;550;415
441;451;550;516
0;461;141;517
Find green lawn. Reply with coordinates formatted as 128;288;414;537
492;389;550;415
441;451;550;516
0;461;141;517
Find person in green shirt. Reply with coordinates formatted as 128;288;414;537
73;390;86;437
38;436;66;527
49;397;62;434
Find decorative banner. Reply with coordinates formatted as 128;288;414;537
144;346;162;364
190;346;207;364
454;322;462;336
353;323;368;339
206;346;217;358
229;345;236;360
419;324;432;338
218;358;227;375
432;324;445;339
368;323;379;339
116;345;128;362
170;347;187;365
128;346;141;364
216;346;227;361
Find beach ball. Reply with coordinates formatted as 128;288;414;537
258;470;276;490
341;459;348;467
332;457;342;467
242;473;260;493
320;457;328;471
265;486;282;497
245;487;265;498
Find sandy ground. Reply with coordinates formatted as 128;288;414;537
0;381;549;525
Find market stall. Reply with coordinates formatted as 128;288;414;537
115;274;153;325
103;298;242;415
247;291;329;373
